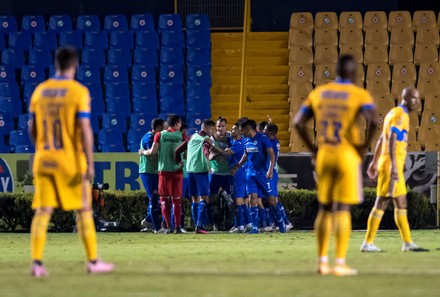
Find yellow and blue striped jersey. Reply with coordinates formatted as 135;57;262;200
380;105;409;164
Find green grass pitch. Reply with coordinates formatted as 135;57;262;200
1;230;440;297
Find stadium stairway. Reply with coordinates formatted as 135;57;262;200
210;32;290;152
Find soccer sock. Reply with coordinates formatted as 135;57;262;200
394;208;412;243
173;198;182;229
365;207;384;244
236;205;244;227
76;210;98;261
334;211;351;261
191;202;199;226
241;204;251;225
277;201;291;225
181;202;185;229
30;211;51;261
234;207;238;228
145;199;152;223
258;207;267;228
151;197;161;231
160;197;171;229
314;210;332;260
250;206;260;230
170;205;175;230
197;200;207;228
207;202;214;226
271;205;286;233
265;207;274;226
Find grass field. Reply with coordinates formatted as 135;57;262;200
1;230;440;297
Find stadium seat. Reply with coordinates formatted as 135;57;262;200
288;46;313;65
104;66;129;84
186;113;211;135
8;31;32;51
34;31;58;51
289;64;313;84
131;14;155;31
81;48;106;69
132;95;158;115
290;127;314;152
315;12;338;29
48;15;73;33
28;49;52;69
135;30;159;50
314;64;337;83
0;35;4;50
388;11;412;31
418;79;440;98
424;94;440;111
102;113;128;133
161;30;185;48
339;45;363;63
0;113;14;136
132;65;156;83
389;44;413;65
104;15;128;32
159;82;184;99
187;64;212;85
186;96;211;115
158;14;182;33
134;48;158;68
107;48;132;68
127;128;148;152
0;144;9;153
314;45;338;64
289;82;313;99
76;65;101;84
364;28;389;45
186;14;210;31
86;83;105;116
418;62;440;81
59;31;83;50
23;83;37;105
421;110;440;128
390;28;414;45
374;94;395;111
21;65;45;85
416;28;439;46
132;82;157;101
90;113;100;135
9;130;31;152
413;11;436;31
363;11;388;31
101;143;126;152
49;65;56;77
289;12;313;31
339;12;363;30
0;96;22;117
314;29;338;46
160;47;184;66
110;31;134;50
17;114;31;131
21;15;45;34
288;29;313;48
0;16;17;37
391;79;415;99
186;30;211;48
414;44;439;65
186;82;211;101
84;31;109;50
98;129;123;151
366;79;390;95
105;82;130;99
339;28;363;46
0;81;20;97
106;97;131;118
159;96;185;117
130;113;155;130
159;65;184;84
425;141;440;151
76;15;101;34
0;65;16;83
392;63;416;83
1;49;25;69
187;47;211;66
419;125;440;146
15;144;35;153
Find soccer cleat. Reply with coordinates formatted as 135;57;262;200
360;242;383;252
245;223;253;232
402;242;430;252
31;263;48;278
317;262;331;275
179;228;188;234
259;226;273;233
86;260;115;274
155;227;167;234
163;228;173;234
247;229;260;234
229;226;239;233
238;226;246;233
332;264;358;276
205;224;213;231
140;218;147;227
285;223;293;232
195;227;208;234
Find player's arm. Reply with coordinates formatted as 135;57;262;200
28;115;36;145
367;134;383;179
293;106;317;156
230;150;248;176
210;143;234;157
78;117;95;181
389;128;399;181
141;132;160;156
265;145;275;179
359;108;379;155
175;139;189;163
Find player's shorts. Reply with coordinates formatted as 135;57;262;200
158;171;183;197
32;172;91;211
182;177;190;199
246;172;272;197
232;169;246;199
188;172;210;197
315;146;363;205
209;173;233;194
377;159;406;198
270;170;279;198
140;173;158;198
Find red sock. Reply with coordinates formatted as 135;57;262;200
160;197;171;228
173;198;182;229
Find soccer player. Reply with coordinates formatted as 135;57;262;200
360;87;429;253
29;47;114;277
257;121;268;133
138;118;164;233
294;54;378;276
141;115;185;234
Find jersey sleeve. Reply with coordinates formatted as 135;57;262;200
299;91;315;117
153;131;161;143
76;86;91;119
261;135;272;151
229;141;243;155
359;90;376;111
28;84;42;115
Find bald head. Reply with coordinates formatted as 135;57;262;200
401;87;420;112
336;54;357;82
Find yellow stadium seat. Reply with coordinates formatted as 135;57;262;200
314;63;336;82
366;63;391;83
408;129;417;142
409;112;419;127
373;94;395;111
314;45;338;64
339;45;363;63
413;11;437;31
288;29;313;47
314;79;333;87
315;12;338;29
418;79;440;99
289;46;313;65
289;127;314;152
364;11;388;31
420;110;440;127
366;79;390;95
418;62;440;81
407;141;421;151
424;141;440;151
339;28;364;46
369;128;383;151
390;28;414;45
388;11;412;31
289;82;313;99
290;12;314;31
418;125;440;145
339;12;363;30
364;28;389;45
389;44;413;65
314;28;338;46
392;63;417;83
416;28;439;46
424;94;440;111
364;45;388;65
414;44;439;65
289;64;313;84
391;79;415;99
356;63;365;83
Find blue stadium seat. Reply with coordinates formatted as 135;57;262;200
160;96;185;115
85;83;104;116
102;113;127;133
134;48;158;68
15;144;35;153
161;30;184;48
110;31;134;50
186;112;211;135
0;35;4;50
127;128;148;152
187;47;211;66
18;114;31;131
59;31;83;50
158;14;182;33
1;49;25;69
0;114;14;136
23;83;37;105
131;14;155;31
160;47;184;66
9;130;31;152
76;65;101;84
186;14;210;31
28;49;52;69
186;30;211;48
104;15;128;32
186;96;211;115
0;144;9;153
105;82;130;100
0;16;18;37
98;129;123;151
0;133;4;144
101;143;126;152
48;65;56;77
8;31;32;51
90;113;100;135
132;65;156;83
77;15;101;34
159;65;184;84
107;48;132;68
106;97;131;118
84;31;108;50
130;113;155;130
21;15;46;34
0;97;22;118
0;81;20;99
135;31;159;50
21;65;45;85
187;64;212;85
104;66;129;84
48;15;73;34
159;82;184;99
0;65;16;83
132;95;158;115
132;82;157;100
34;31;58;51
81;48;106;69
187;82;211;100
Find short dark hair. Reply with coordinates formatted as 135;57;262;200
203;119;216;127
239;119;257;131
217;116;227;124
167;114;181;127
265;123;278;135
237;117;248;125
258;121;268;132
55;46;79;72
336;54;356;79
180;123;188;131
151;118;164;130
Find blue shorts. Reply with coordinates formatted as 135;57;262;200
182;177;190;199
188;172;210;197
210;174;233;194
246;173;271;197
140;173;158;198
270;171;278;197
232;169;246;199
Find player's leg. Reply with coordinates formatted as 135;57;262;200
195;173;210;234
139;173;152;228
148;174;161;232
360;196;390;252
314;203;332;275
171;172;183;233
246;175;260;233
158;173;172;231
257;196;267;230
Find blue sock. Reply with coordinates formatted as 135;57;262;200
236;204;244;227
207;202;214;226
191;202;199;226
170;205;175;230
277;201;291;225
258;207;267;228
271;205;286;233
241;204;251;225
265;207;274;226
151;197;161;231
145;200;152;223
250;206;260;230
234;207;238;228
181;204;185;229
197;200;207;228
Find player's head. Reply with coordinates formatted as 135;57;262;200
336;54;357;83
237;117;248;126
54;46;79;79
202;119;216;137
401;87;421;112
257;121;268;133
180;123;188;135
167;114;182;130
231;123;241;139
216;116;228;136
239;119;257;138
151;118;164;132
265;123;278;138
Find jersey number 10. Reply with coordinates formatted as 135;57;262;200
43;119;63;150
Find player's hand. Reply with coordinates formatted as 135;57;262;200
85;166;95;181
178;161;184;168
367;162;378;179
138;149;145;156
391;165;399;181
266;168;273;179
229;165;239;176
204;138;213;145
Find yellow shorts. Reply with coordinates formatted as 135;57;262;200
32;173;91;211
377;162;406;198
315;146;363;205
